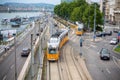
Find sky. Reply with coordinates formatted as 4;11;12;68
0;0;100;5
0;0;61;5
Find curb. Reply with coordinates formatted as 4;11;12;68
77;56;93;80
112;44;120;54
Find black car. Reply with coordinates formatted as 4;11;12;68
100;48;110;60
21;48;31;57
105;31;112;36
113;28;119;33
96;31;112;37
96;32;105;37
96;32;102;37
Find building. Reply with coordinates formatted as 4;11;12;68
100;0;120;25
0;5;8;12
114;0;120;24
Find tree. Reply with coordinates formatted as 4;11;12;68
54;1;103;31
70;7;81;21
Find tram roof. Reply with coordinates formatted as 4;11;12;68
51;31;63;38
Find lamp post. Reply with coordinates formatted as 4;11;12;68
88;5;90;39
31;34;34;79
103;1;106;31
13;33;17;80
93;3;96;41
39;21;42;68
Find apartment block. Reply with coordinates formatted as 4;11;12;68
100;0;120;23
114;0;120;24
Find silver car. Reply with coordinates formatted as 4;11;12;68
100;48;110;60
110;38;118;45
21;48;31;57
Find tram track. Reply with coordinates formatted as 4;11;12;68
70;35;90;80
48;61;61;80
47;29;91;80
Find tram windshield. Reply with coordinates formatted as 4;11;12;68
49;38;58;43
78;28;82;31
49;48;57;54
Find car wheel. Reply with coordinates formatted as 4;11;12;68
108;58;110;60
100;57;103;60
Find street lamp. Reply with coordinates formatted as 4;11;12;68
13;33;17;80
103;0;106;31
30;34;34;79
93;3;96;41
37;21;42;69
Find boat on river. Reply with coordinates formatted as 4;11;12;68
1;18;9;25
10;18;21;27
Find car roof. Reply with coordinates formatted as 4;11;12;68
22;48;29;50
101;48;109;53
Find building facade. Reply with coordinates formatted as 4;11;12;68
100;0;120;24
114;0;120;24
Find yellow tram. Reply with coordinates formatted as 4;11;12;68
47;29;69;61
75;23;84;36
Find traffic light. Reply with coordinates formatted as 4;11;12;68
80;38;83;47
0;34;3;41
80;42;82;47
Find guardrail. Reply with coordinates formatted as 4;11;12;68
18;36;39;80
18;25;48;80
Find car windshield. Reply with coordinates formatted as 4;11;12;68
22;48;28;52
112;38;117;41
102;49;109;54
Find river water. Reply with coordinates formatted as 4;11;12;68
0;12;43;41
0;12;43;29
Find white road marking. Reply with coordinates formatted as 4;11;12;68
106;68;111;74
84;46;90;49
90;44;96;48
72;30;74;34
97;52;99;54
70;34;76;40
2;75;6;80
0;57;3;62
113;56;120;69
10;64;14;69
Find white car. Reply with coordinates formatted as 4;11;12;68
110;38;118;45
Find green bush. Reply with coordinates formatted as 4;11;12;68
114;44;120;53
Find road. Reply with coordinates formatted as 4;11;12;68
55;23;120;80
46;19;120;80
0;20;42;80
82;25;120;80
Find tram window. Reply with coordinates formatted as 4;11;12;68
50;39;58;43
66;33;68;36
78;28;82;31
49;48;57;54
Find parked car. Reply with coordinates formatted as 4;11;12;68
100;48;110;60
21;48;31;57
110;38;118;45
96;32;103;37
96;32;106;37
113;28;119;33
96;31;112;37
105;31;112;36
